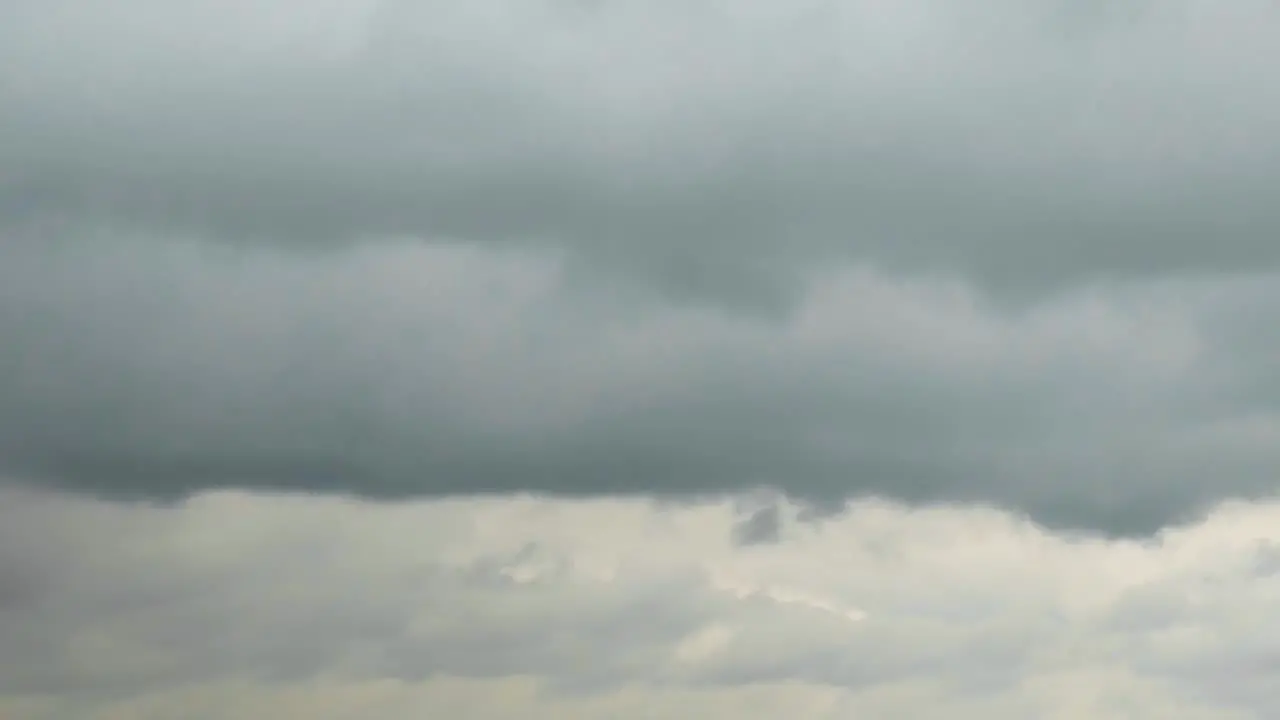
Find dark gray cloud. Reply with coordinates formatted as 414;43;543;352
733;505;782;546
2;232;1280;534
5;1;1280;534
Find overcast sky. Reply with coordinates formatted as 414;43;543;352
6;0;1280;717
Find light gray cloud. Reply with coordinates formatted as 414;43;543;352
5;0;1280;303
2;486;1278;718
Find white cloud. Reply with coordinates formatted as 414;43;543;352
3;484;1280;717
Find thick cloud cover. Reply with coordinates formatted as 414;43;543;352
5;234;1280;532
5;485;1280;718
6;0;1280;297
6;0;1280;532
12;5;1280;715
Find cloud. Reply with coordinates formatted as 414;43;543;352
6;1;1280;532
6;0;1280;303
732;502;782;546
3;484;1279;718
6;233;1280;532
9;4;1280;716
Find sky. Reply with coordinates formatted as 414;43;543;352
5;0;1280;717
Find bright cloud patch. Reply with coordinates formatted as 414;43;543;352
2;485;1278;718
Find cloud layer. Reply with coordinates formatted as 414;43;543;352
6;0;1280;300
5;234;1280;532
12;4;1280;716
5;485;1280;718
6;0;1280;533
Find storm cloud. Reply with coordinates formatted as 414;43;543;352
6;233;1280;532
5;0;1280;533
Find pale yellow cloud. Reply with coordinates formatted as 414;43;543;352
3;487;1280;717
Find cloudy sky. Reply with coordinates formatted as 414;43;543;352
5;0;1280;717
